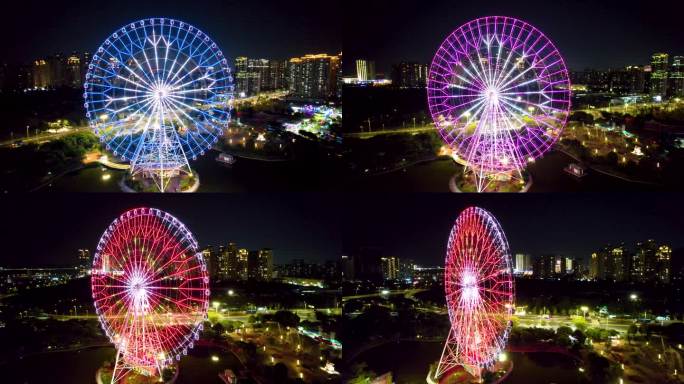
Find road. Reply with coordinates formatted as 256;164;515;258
344;124;435;139
48;307;339;324
343;288;427;301
0;126;90;148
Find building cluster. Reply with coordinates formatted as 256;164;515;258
532;254;579;279
234;57;289;97
0;52;91;91
341;248;428;283
345;59;428;88
0;267;79;294
520;239;674;284
390;62;428;88
0;52;342;102
589;240;672;284
274;258;341;281
233;53;342;101
202;243;273;282
570;53;684;99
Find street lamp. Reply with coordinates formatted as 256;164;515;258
580;306;589;317
228;289;235;296
212;301;220;312
630;293;638;301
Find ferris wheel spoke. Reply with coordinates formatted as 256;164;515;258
167;46;212;87
164;25;191;78
89;64;151;92
107;94;154;110
163;95;224;133
109;44;156;91
497;98;561;138
139;29;159;83
492;45;521;88
125;27;159;87
107;102;157;157
495;102;527;166
499;94;565;121
496;47;558;91
160;99;210;151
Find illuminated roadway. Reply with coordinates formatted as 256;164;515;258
344;124;435;139
0;126;90;148
46;308;340;324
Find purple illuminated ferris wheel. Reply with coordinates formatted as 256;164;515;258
427;16;571;191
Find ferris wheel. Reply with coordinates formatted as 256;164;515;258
84;18;234;191
435;207;514;380
428;16;571;191
91;208;209;383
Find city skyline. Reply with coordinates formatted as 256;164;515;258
343;0;684;74
342;193;684;266
0;194;343;267
0;0;341;63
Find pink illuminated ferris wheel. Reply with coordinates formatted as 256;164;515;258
91;208;209;383
427;16;571;191
435;207;514;380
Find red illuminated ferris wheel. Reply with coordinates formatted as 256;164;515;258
435;207;514;381
91;208;209;383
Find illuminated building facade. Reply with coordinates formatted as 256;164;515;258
650;53;669;98
380;256;399;280
33;59;50;88
355;59;375;81
247;248;273;281
514;253;533;275
534;255;574;279
65;55;81;87
391;62;427;88
288;53;341;100
235;57;268;97
78;249;91;276
633;240;671;283
30;52;90;89
670;56;684;97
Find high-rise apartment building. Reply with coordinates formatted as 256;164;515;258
288;53;341;100
392;62;428;88
380;256;399;280
650;53;669;98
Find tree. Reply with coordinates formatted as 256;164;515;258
572;316;588;331
347;362;376;384
272;310;300;328
585;351;620;383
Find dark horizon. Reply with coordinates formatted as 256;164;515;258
343;0;684;75
0;194;342;268
341;193;684;266
0;0;341;64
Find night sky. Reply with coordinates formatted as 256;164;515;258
341;193;684;266
0;0;341;63
0;194;342;267
343;0;684;74
0;194;682;268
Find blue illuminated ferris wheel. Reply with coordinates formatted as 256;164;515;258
84;17;234;191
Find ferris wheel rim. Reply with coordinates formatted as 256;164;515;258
443;206;514;368
427;16;571;173
91;207;209;368
83;17;234;164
